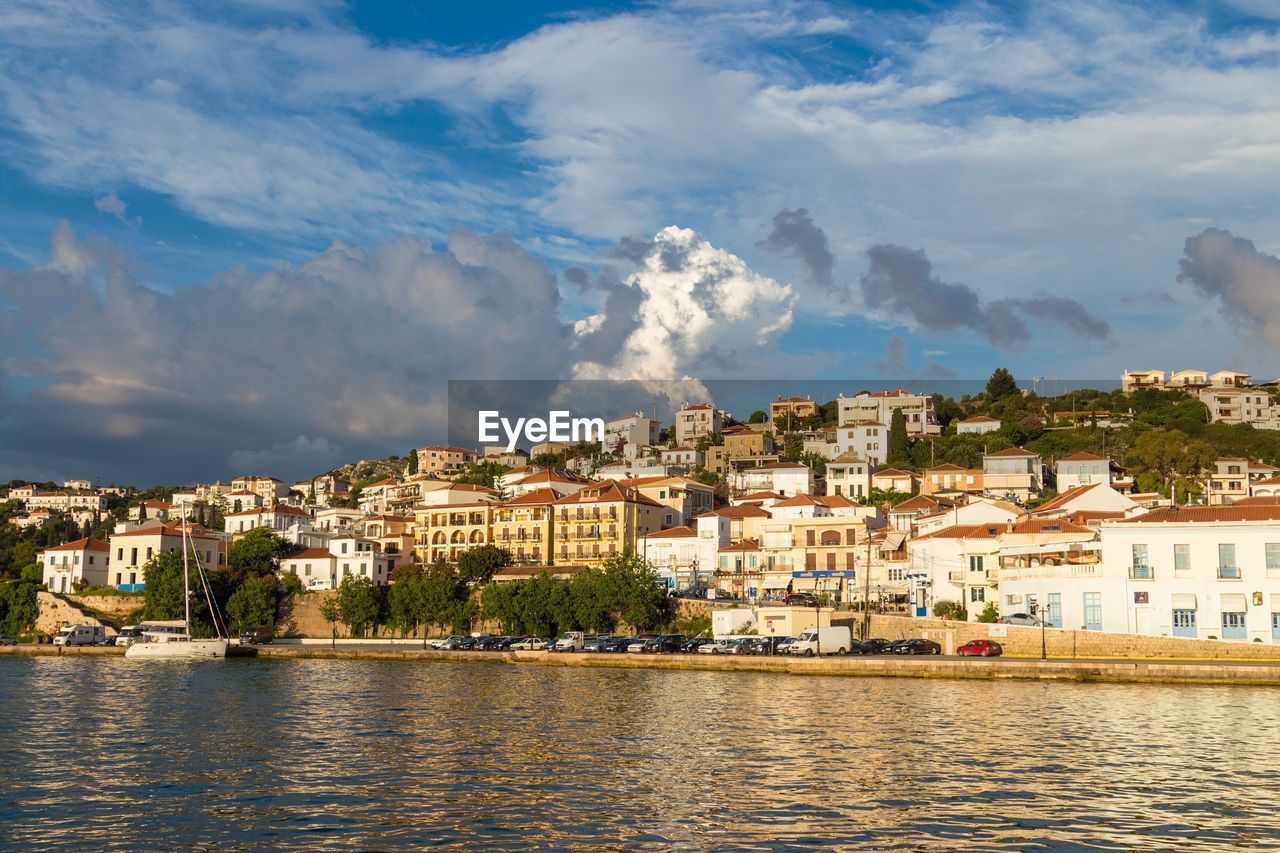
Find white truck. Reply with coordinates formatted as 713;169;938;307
787;625;852;656
553;631;585;652
53;625;106;647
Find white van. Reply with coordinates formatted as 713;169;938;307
554;631;585;652
115;625;144;647
787;626;852;656
53;625;106;647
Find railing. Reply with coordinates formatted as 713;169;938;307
1218;567;1241;580
1129;565;1153;580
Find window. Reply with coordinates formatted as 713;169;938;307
1267;544;1280;573
1174;544;1190;573
1218;544;1239;579
969;555;984;572
1083;592;1102;631
1273;612;1280;641
970;587;985;603
304;564;312;577
1173;609;1197;638
888;567;903;582
1221;611;1247;640
1132;544;1149;568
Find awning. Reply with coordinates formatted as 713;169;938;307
790;576;819;591
1220;593;1247;612
1170;593;1197;610
761;576;791;590
883;531;907;550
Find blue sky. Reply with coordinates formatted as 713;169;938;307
2;0;1280;483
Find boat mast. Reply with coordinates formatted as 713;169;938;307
181;500;192;628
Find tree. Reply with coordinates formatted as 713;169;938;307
406;448;419;475
932;600;967;621
227;528;294;577
142;551;191;621
337;575;380;637
986;368;1019;401
225;574;281;632
0;578;39;637
457;544;512;586
888;408;909;464
977;602;1000;623
748;410;767;424
319;595;342;635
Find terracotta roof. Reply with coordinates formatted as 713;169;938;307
287;548;334;560
773;494;827;508
1059;451;1108;462
985;446;1037;458
646;525;697;539
1232;495;1280;505
821;495;864;508
872;468;917;478
958;415;999;423
735;490;784;502
1118;505;1280;523
111;524;221;541
141;499;170;508
891;495;941;513
681;403;715;410
363;478;399;488
1034;484;1102;513
1064;510;1128;526
721;538;761;552
696;505;771;519
553;481;664;508
925;463;969;473
44;537;110;553
829;451;866;463
499;487;563;506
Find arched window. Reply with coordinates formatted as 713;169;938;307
820;530;841;545
451;531;466;544
432;531;446;544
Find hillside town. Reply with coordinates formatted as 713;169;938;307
7;368;1280;646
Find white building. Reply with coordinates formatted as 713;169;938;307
731;461;816;497
280;536;389;590
1055;451;1113;491
834;422;887;466
604;413;661;454
1198;388;1279;430
39;538;111;594
674;403;723;447
825;451;871;500
838;390;940;436
1000;505;1280;643
983;447;1044;503
955;415;1001;435
639;526;712;590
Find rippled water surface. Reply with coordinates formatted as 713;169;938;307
2;657;1279;850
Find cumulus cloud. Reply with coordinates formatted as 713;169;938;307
859;244;1110;347
0;222;573;483
93;192;129;222
756;208;835;290
1178;227;1280;345
574;226;795;380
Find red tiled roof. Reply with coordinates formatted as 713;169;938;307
1034;484;1102;513
287;548;334;560
646;525;696;539
1059;451;1108;462
872;468;916;478
44;537;110;553
1117;505;1280;523
891;495;941;512
721;538;761;552
985;447;1037;457
958;415;999;423
696;505;771;519
553;481;663;508
112;524;221;541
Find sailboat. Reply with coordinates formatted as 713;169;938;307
125;503;229;660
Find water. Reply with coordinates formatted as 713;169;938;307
2;657;1278;850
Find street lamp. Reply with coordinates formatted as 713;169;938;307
1033;601;1047;661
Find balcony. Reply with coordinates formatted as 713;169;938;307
1217;567;1241;580
1128;565;1153;580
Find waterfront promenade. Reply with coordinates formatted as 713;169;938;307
11;642;1280;686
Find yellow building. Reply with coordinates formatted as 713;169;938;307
413;502;493;564
769;396;818;430
722;426;776;460
553;481;664;566
491;488;558;566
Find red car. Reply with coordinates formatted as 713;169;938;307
957;639;1003;657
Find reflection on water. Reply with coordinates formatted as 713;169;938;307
2;656;1278;849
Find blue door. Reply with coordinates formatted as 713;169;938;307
1083;592;1102;632
1272;612;1280;641
1222;612;1247;640
1172;609;1197;638
1047;593;1062;628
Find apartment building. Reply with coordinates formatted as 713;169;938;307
231;475;291;503
280;536;389;590
416;445;478;475
604;413;660;453
552;482;664;566
921;464;983;496
490;488;557;566
1055;451;1112;491
414;502;494;564
826;451;871;500
107;523;227;591
1121;370;1165;392
955;416;1000;435
983;447;1044;502
1002;505;1280;642
838;390;940;436
835;421;886;465
223;504;311;538
674;403;723;447
39;538;111;594
616;476;715;528
769;396;817;431
21;489;107;512
291;474;351;507
1206;458;1279;505
730;461;816;497
722;426;775;460
1198;388;1279;429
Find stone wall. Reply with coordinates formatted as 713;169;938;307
68;594;145;622
838;613;1280;660
36;592;106;636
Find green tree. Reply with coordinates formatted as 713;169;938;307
986;367;1019;401
142;551;191;621
225;574;281;632
319;594;342;635
932;600;967;621
976;602;1000;623
887;408;909;464
406;448;419;475
337;575;380;637
0;578;39;637
227;527;294;577
748;410;767;424
457;544;512;586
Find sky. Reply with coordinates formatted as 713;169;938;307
2;0;1280;485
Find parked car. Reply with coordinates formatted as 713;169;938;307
957;639;1003;657
893;638;942;655
1000;613;1047;627
787;626;853;656
477;635;510;651
696;639;733;655
510;636;549;651
582;635;611;653
680;637;716;653
601;636;634;653
624;637;651;653
743;636;793;655
855;637;894;655
115;625;144;647
641;634;688;654
53;625;105;647
787;592;819;608
239;626;274;645
0;636;15;646
554;631;586;652
439;635;474;650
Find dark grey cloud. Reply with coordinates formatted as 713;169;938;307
860;243;1109;347
872;334;908;374
757;208;835;290
0;223;575;485
1178;227;1280;345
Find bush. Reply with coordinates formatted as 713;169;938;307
932;600;967;621
976;602;1000;623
